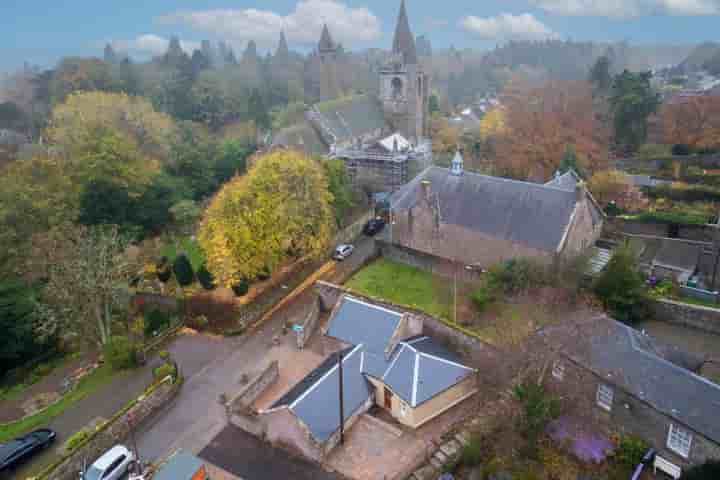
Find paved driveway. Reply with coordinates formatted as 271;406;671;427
199;425;342;480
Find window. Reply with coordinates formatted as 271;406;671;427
667;424;693;458
391;77;403;99
552;361;565;381
596;384;614;411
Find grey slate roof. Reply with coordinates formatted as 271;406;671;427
314;95;388;144
545;170;581;190
326;296;403;355
389;166;579;253
545;316;720;444
154;452;205;480
271;122;328;156
287;345;373;442
381;337;474;407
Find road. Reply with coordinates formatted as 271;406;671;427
133;236;376;466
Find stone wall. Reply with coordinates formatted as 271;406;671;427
650;298;720;335
296;300;321;350
44;377;181;480
227;360;279;414
333;210;373;247
377;240;482;283
604;218;714;242
549;353;720;469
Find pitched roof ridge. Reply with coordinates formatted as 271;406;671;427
411;351;420;406
417;350;475;371
382;344;406;379
344;295;403;317
431;165;579;195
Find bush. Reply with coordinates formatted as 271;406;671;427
232;280;250;297
487;258;547;295
158;350;171;361
460;435;484;467
197;264;215;290
646;183;720;204
615;435;649;470
156;256;172;283
103;336;138;370
153;362;177;381
514;381;561;458
63;428;92;453
471;286;496;313
594;245;649;324
681;460;720;480
144;309;171;337
173;254;195;287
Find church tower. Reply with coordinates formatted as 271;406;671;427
380;0;429;142
318;24;342;102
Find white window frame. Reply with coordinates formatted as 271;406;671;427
667;423;693;458
596;383;614;411
552;360;565;381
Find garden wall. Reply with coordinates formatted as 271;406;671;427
42;376;181;480
296;300;321;350
377;240;481;283
333;210;373;247
227;360;279;414
604;218;715;242
650;298;720;335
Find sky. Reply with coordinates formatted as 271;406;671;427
2;0;720;72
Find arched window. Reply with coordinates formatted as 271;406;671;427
391;77;403;99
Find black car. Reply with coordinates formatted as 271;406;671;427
363;218;386;236
0;429;56;471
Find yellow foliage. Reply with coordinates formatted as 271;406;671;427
480;108;507;140
46;91;177;161
199;150;335;287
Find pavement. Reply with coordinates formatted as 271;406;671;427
133;235;377;466
199;425;342;480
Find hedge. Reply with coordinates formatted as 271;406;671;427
645;183;720;203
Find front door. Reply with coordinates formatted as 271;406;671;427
383;387;392;409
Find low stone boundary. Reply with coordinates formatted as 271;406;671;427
296;300;320;349
38;374;182;480
226;361;279;439
333;210;373;247
651;298;720;335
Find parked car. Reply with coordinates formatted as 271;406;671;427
363;218;386;236
83;445;135;480
333;244;354;261
0;428;56;472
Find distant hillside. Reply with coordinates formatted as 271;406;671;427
679;42;720;72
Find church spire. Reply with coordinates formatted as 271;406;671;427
276;30;289;58
392;0;418;65
319;24;335;52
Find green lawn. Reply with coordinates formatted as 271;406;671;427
160;237;206;271
346;259;451;320
0;364;122;442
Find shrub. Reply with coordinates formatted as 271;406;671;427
460;435;484;467
471;285;496;312
144;309;170;337
156;256;172;283
197;264;215;290
173;254;195;287
257;266;272;281
232;280;250;297
594;245;649;324
680;460;720;480
514;381;561;458
486;258;547;296
153;362;177;381
615;435;649;470
103;336;138;370
158;350;171;361
63;428;92;453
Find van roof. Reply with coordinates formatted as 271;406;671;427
92;445;131;469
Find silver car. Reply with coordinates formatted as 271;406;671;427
333;244;354;261
83;445;135;480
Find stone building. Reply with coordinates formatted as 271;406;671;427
542;314;720;476
380;156;604;273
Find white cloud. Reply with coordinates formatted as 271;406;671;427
530;0;720;19
112;34;200;57
158;0;381;49
460;13;559;42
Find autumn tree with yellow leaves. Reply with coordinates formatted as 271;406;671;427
199;150;335;287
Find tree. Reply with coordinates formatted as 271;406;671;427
173;254;195;287
429;114;460;158
514;380;561;458
30;224;140;347
594;245;648;324
428;94;440;115
78;179;136;231
213;139;252;185
47;91;177;161
323;159;356;227
49;57;113;104
496;80;608;180
0;279;55;376
609;70;660;153
169;200;202;233
248;88;270;131
479;107;507;140
199;150;335;286
166;122;218;199
680;460;720;480
103;44;118;64
559;145;581;176
588;170;644;211
588;55;612;93
661;95;720;152
0;101;31;131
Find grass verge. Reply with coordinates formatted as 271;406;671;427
346;259;452;320
0;364;122;443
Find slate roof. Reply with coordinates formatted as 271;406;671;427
544;315;720;444
271;122;328;156
326;296;403;355
389;166;579;253
313;95;388;144
545;170;582;190
272;296;475;443
380;337;474;407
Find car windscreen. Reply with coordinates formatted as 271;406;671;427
83;465;104;480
